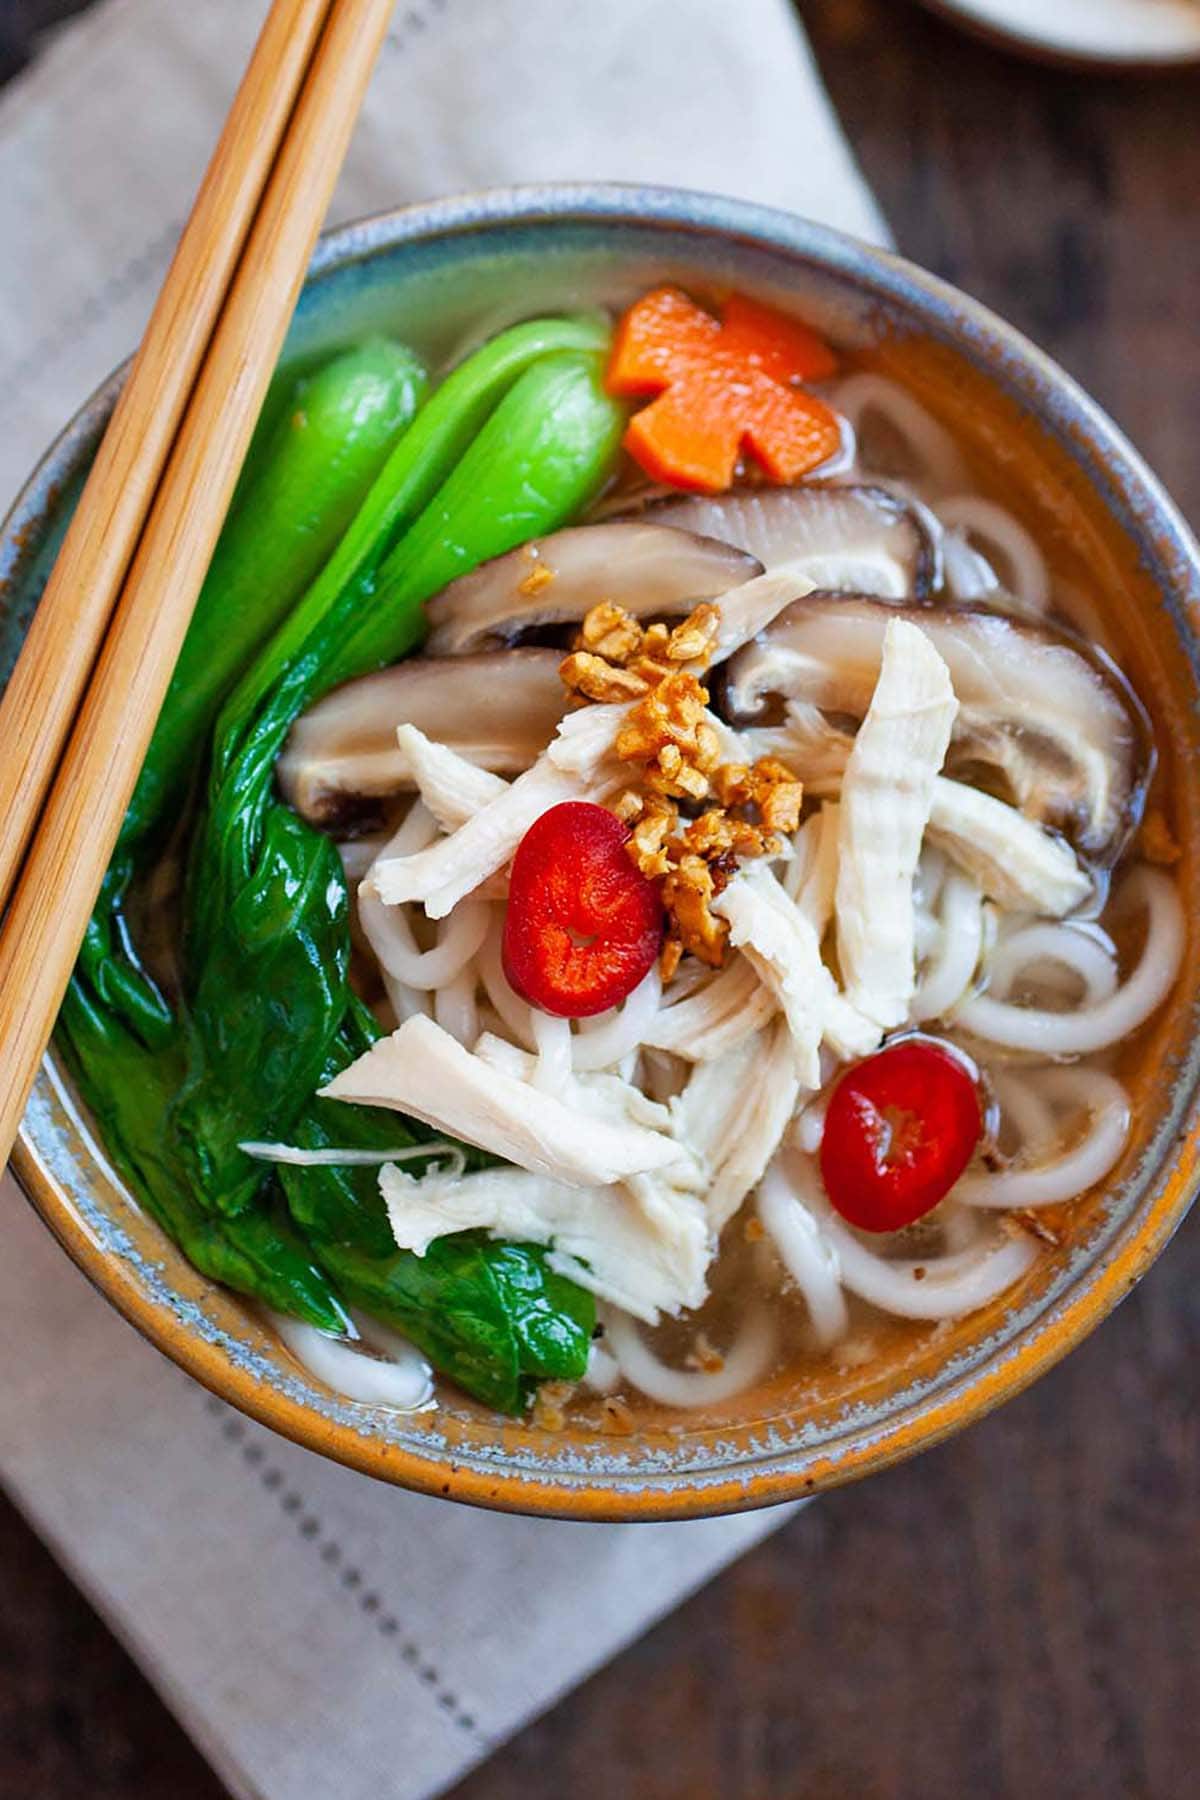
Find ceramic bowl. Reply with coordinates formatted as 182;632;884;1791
4;186;1199;1521
917;0;1200;69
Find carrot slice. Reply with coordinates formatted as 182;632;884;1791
624;368;745;492
607;285;720;392
719;292;839;385
739;380;843;485
606;285;840;493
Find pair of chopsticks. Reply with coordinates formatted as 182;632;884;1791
0;0;397;1162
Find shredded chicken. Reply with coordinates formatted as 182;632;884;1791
779;803;883;1061
322;1015;686;1188
373;708;625;918
381;1164;710;1321
835;618;958;1028
395;724;508;832
711;568;817;660
748;703;1091;918
714;862;879;1084
671;1017;801;1229
543;702;633;776
787;801;839;920
473;1034;697;1151
927;781;1092;917
713;866;824;1085
369;760;583;917
642;953;778;1061
745;703;855;795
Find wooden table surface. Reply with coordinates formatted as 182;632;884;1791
2;2;1198;1795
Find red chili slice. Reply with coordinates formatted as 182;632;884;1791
502;802;664;1018
819;1039;982;1234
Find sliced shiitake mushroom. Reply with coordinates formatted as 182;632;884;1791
423;522;761;655
723;595;1149;857
278;649;567;829
641;483;937;600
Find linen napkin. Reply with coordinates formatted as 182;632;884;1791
0;4;886;1797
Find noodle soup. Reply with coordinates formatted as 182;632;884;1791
44;260;1191;1446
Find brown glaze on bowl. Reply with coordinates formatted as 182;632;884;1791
4;187;1199;1520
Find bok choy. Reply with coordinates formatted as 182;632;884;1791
56;316;624;1411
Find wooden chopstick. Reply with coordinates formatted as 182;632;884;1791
0;0;335;923
0;0;397;1162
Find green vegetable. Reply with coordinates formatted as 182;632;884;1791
325;346;627;685
317;1236;594;1415
58;979;347;1331
56;317;620;1412
174;336;625;1211
279;1005;449;1258
213;313;611;766
72;339;426;1053
132;338;427;840
174;807;352;1214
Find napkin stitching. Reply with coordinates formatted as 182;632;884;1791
203;1395;492;1749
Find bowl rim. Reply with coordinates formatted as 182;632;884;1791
913;0;1200;72
7;180;1200;1521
